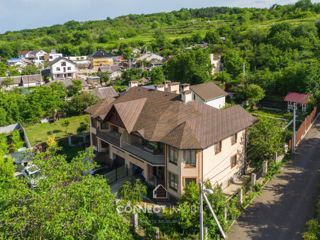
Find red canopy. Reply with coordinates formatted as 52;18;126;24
284;92;310;104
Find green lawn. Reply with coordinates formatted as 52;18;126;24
24;115;90;146
249;109;291;120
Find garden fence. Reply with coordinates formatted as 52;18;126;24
288;105;319;151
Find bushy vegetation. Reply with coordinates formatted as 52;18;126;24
0;142;133;239
0;83;99;126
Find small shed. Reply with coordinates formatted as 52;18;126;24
284;92;310;112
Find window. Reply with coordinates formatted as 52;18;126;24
184;177;196;187
101;121;109;130
67;67;71;70
67;73;71;77
169;147;178;165
56;67;60;71
231;155;237;168
231;133;238;145
61;62;66;66
215;141;222;154
184;150;196;167
169;172;178;190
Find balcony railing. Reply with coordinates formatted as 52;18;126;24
96;129;165;166
96;129;121;147
122;143;165;166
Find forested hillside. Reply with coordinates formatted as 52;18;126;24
1;0;320;58
2;0;320;114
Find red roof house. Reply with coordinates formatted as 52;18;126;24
284;92;310;112
284;92;310;104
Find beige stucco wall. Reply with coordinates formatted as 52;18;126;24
202;129;246;189
166;148;201;199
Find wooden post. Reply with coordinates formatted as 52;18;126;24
204;226;208;240
155;227;160;240
238;188;243;204
251;173;256;188
133;213;138;232
224;207;228;222
262;160;268;177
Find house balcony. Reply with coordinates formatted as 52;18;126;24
96;129;165;166
96;129;121;147
122;143;165;166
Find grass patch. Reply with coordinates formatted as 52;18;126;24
249;109;292;121
24;115;90;146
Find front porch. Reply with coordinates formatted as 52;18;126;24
95;130;166;187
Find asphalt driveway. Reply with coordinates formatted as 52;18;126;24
227;119;320;240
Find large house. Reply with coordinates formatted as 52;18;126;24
85;84;256;199
190;81;228;109
91;50;114;69
49;57;78;80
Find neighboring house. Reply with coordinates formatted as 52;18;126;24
89;86;118;100
0;76;21;89
0;74;43;89
284;92;310;112
210;54;223;75
20;74;44;88
91;50;114;69
85;85;256;199
190;82;228;109
185;42;209;50
49;57;78;80
19;51;30;59
8;58;33;68
135;52;164;63
45;49;63;62
67;56;91;69
87;76;101;87
98;65;122;80
26;50;47;66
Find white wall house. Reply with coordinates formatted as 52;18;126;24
49;57;78;80
190;82;228;109
210;54;223;75
28;50;47;66
46;50;63;62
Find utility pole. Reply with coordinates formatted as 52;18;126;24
293;102;297;152
199;182;204;240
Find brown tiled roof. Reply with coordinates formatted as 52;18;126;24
85;97;116;119
85;87;256;149
90;87;118;99
190;81;228;101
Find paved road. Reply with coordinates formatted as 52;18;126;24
228;120;320;240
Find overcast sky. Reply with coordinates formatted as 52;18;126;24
0;0;319;33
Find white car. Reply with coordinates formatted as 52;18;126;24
22;165;44;188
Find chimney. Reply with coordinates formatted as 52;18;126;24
169;82;180;94
129;81;139;88
164;80;171;89
181;83;190;92
155;84;165;92
181;90;193;104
